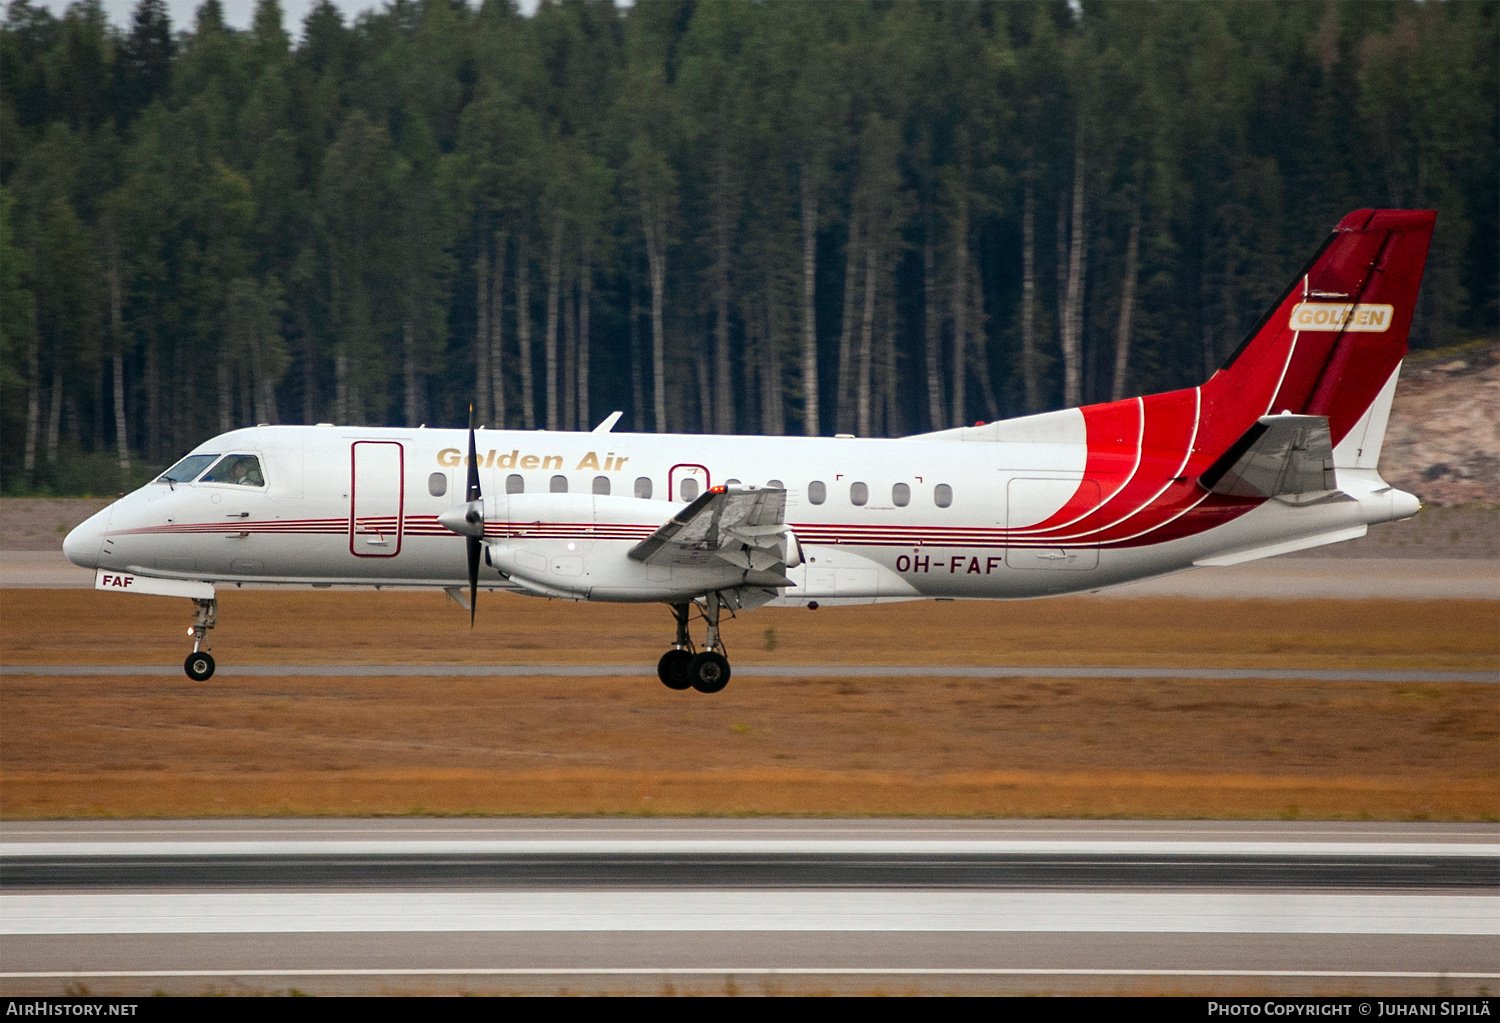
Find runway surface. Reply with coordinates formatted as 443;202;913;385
4;550;1497;598
3;820;1496;995
4;663;1495;683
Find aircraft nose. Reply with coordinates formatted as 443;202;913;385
63;508;109;570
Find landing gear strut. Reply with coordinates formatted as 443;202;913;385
183;597;217;681
656;593;732;694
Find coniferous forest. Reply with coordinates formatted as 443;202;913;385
2;0;1496;493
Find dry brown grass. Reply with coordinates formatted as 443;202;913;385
2;589;1496;669
7;766;1493;820
3;671;1495;819
2;590;1495;819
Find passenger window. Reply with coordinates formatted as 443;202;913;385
850;481;868;506
767;479;784;489
200;454;264;487
506;474;524;494
550;475;569;494
935;483;953;508
892;482;910;507
725;478;741;487
593;476;610;496
428;472;447;497
158;453;219;484
680;478;700;502
808;480;826;505
635;477;653;499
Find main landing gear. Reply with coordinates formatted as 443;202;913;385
657;593;732;694
183;597;218;681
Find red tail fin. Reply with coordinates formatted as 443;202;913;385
1204;209;1435;449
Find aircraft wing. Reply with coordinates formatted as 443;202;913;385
628;485;799;584
1199;414;1337;499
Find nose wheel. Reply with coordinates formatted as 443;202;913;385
184;651;216;681
657;595;732;693
183;597;218;680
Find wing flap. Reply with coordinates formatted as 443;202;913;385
628;485;793;572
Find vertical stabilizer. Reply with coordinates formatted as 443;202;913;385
1331;360;1401;470
1200;210;1434;463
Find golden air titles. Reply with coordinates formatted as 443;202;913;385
436;448;630;472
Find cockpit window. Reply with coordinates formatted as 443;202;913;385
200;454;265;487
158;454;220;484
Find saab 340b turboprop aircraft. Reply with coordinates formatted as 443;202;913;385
65;209;1433;693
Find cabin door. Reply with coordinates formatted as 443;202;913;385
350;441;404;558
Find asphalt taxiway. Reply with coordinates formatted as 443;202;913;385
3;819;1495;995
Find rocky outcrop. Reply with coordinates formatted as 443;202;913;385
1382;341;1499;506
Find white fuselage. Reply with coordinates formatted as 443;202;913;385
64;416;1415;606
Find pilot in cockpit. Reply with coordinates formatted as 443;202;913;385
199;454;264;487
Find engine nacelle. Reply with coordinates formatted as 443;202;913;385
483;492;748;601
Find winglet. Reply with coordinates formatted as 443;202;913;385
592;411;623;434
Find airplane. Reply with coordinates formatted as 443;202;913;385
64;208;1433;693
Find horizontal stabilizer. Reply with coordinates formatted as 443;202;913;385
1193;524;1368;567
1199;414;1336;499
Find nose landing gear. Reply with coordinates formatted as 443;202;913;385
657;593;733;694
184;650;215;682
183;597;218;681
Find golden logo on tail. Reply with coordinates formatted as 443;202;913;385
1290;302;1394;332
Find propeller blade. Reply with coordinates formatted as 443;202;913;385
467;535;480;629
466;406;482;627
467;406;481;503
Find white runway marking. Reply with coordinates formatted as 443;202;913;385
4;892;1495;935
